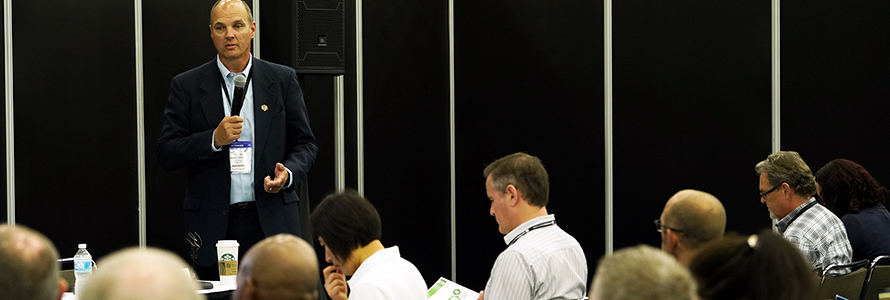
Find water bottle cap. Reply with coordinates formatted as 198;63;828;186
78;244;87;249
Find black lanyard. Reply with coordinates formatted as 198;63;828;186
220;71;253;108
785;200;817;228
508;220;556;246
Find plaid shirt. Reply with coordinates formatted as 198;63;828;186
777;198;853;275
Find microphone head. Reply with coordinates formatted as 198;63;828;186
233;74;247;88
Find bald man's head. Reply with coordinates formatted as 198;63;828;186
0;224;65;300
78;248;202;300
234;234;318;300
661;190;726;252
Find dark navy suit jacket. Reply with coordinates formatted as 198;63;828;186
157;57;317;266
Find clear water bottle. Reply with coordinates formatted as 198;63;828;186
74;243;93;295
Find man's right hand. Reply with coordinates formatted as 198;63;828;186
323;265;348;300
213;116;243;147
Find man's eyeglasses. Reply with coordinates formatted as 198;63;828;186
759;184;782;199
654;219;684;233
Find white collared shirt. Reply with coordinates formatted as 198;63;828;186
348;246;428;300
485;214;588;300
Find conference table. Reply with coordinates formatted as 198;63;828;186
61;281;235;300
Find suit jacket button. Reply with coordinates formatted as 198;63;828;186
223;210;228;216
224;184;230;190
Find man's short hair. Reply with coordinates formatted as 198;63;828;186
78;248;202;300
662;190;726;249
483;152;549;207
0;224;61;300
210;0;254;24
590;245;697;300
755;151;817;198
310;189;381;262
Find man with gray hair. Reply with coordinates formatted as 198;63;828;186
233;234;318;300
477;152;587;300
589;245;697;300
658;189;726;265
78;248;204;300
0;224;68;300
755;151;852;275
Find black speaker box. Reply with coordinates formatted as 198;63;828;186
294;0;345;74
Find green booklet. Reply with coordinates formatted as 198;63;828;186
428;277;480;300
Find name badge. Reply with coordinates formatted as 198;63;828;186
229;141;252;174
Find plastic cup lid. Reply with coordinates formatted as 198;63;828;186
216;240;239;247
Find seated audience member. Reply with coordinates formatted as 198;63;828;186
755;151;852;274
816;159;890;262
0;224;68;300
233;234;319;300
311;190;427;300
78;247;203;300
589;245;697;300
658;189;726;265
689;230;816;300
478;152;587;300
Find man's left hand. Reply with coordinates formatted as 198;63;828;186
263;163;289;193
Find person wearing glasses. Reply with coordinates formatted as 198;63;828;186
656;189;726;265
755;151;852;275
477;152;587;300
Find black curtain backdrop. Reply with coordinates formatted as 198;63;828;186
361;0;452;287
1;1;888;295
13;0;138;260
454;0;604;290
612;0;773;253
143;0;216;264
782;0;890;185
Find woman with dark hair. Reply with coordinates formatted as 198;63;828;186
310;189;427;300
816;158;890;262
688;230;816;300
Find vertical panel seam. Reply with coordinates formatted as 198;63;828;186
771;0;780;153
604;0;613;255
4;0;13;225
335;76;345;191
449;0;456;281
253;0;260;58
356;0;364;194
135;0;146;249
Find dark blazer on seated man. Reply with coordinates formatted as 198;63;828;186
157;55;317;269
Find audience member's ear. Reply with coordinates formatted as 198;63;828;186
57;279;68;300
241;278;256;300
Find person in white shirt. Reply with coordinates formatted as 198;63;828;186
311;190;427;300
478;152;587;300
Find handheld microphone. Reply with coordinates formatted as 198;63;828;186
231;74;247;116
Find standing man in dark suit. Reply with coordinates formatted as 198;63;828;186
157;0;317;280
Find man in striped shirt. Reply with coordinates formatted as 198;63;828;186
477;152;587;300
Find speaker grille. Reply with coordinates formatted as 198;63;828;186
295;0;345;74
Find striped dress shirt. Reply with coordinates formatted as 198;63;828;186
484;214;588;300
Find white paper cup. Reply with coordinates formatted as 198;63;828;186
216;240;240;286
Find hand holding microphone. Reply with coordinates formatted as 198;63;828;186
213;74;248;147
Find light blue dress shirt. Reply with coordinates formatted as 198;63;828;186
211;55;293;205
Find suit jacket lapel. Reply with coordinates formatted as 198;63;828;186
200;61;225;130
252;59;273;164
